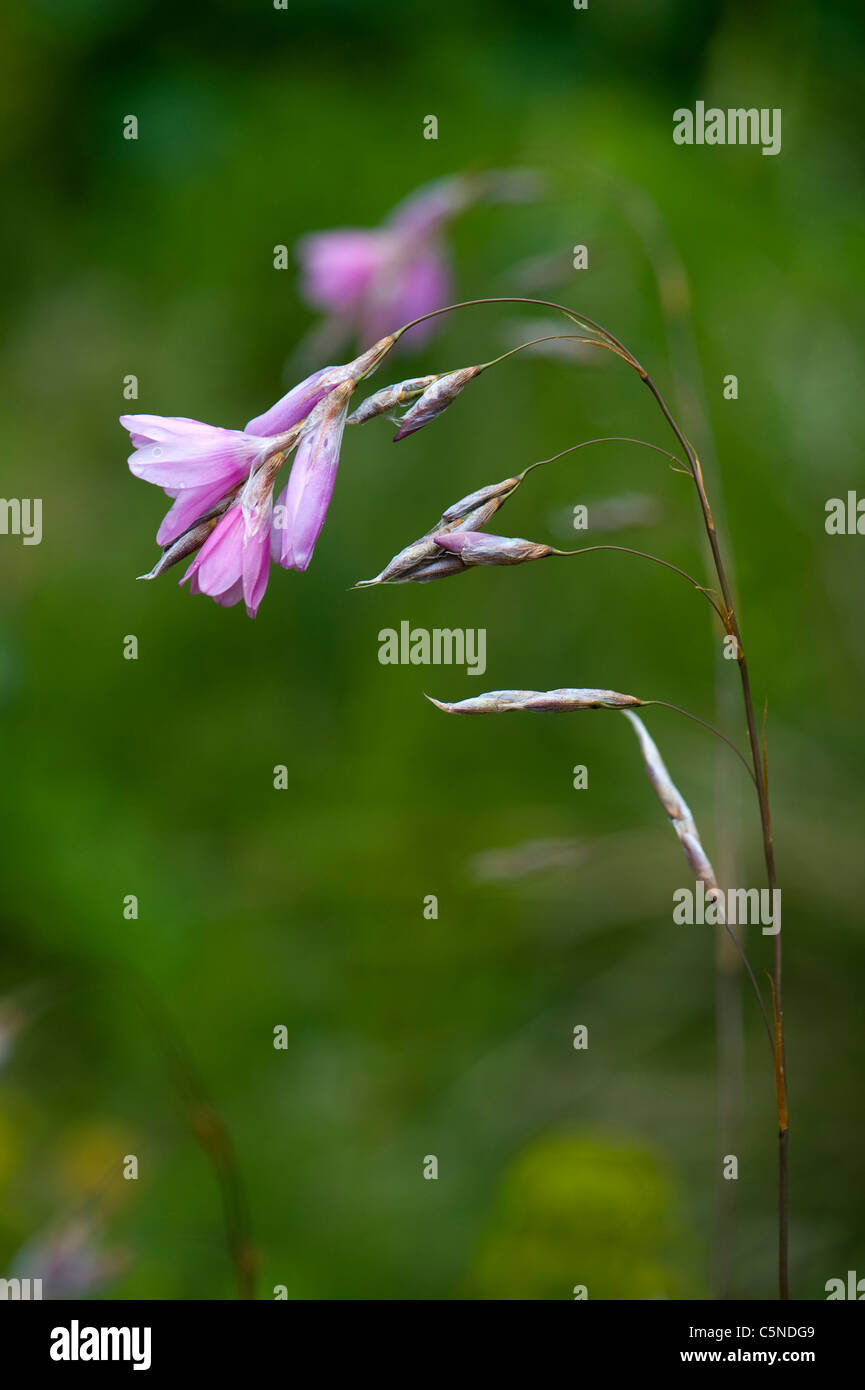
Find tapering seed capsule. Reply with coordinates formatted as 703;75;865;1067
428;688;643;714
392;366;482;441
347;376;438;425
434;531;554;567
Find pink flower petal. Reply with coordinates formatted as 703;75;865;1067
276;384;352;572
240;475;275;618
156;480;239;547
183;506;244;597
210;578;244;609
122;415;263;490
245;367;335;437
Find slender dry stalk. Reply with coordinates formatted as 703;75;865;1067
376;293;788;1298
618;192;747;1299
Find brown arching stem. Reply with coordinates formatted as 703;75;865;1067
393;294;789;1300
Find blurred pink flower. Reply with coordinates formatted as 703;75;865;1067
297;171;541;351
14;1218;128;1299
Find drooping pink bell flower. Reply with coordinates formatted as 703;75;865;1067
122;338;394;615
122;340;393;550
271;380;355;572
177;383;353;614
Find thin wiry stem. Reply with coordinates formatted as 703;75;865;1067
479;334;601;369
520;434;689;476
643;700;757;787
394;294;636;361
722;923;776;1057
552;544;725;621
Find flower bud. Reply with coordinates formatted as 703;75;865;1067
347;376;438;425
438;478;521;526
392;366;481;441
433;531;553;567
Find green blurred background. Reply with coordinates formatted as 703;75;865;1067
1;0;864;1299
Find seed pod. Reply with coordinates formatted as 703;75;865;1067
347;376;438;425
392;366;482;441
355;475;522;587
354;536;450;587
680;833;724;911
395;554;469;584
428;688;643;715
622;710;723;907
439;475;522;522
434;531;553;567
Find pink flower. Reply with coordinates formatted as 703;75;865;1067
299;229;449;350
176;385;352;616
122;339;394;616
297;172;542;352
297;177;469;350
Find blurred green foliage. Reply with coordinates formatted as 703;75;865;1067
468;1132;698;1299
1;0;864;1298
